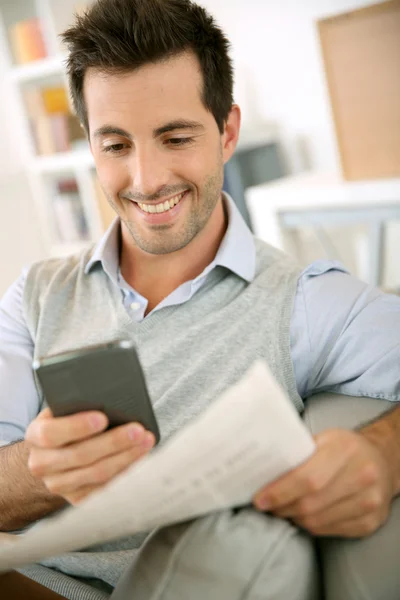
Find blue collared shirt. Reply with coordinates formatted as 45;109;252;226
85;194;256;321
1;194;400;444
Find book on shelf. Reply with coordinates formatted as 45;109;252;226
8;18;47;65
68;115;87;151
23;86;86;156
42;87;71;114
33;116;56;155
52;178;89;243
50;115;70;153
23;87;45;119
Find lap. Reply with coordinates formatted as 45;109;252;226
111;508;320;600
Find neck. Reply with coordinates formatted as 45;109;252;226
120;196;227;311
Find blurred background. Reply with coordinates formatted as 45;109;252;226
0;0;399;296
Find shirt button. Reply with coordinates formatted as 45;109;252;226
130;302;141;311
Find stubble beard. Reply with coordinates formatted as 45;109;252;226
114;164;224;256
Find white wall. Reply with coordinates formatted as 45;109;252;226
201;0;386;175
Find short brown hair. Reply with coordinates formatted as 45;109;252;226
61;0;234;134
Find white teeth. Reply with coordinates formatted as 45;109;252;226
138;192;185;214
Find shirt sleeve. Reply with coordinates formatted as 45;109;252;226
0;269;41;445
290;260;400;401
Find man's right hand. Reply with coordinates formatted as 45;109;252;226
25;408;155;506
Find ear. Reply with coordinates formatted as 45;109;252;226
221;104;241;164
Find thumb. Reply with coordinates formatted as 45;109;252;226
36;407;54;420
25;407;53;448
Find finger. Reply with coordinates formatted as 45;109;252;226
293;489;383;534
254;431;349;510
24;409;53;451
29;423;154;477
272;458;368;519
36;407;53;420
272;443;383;520
43;444;151;496
66;485;103;506
299;508;388;538
26;411;109;448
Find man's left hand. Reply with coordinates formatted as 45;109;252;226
253;428;396;538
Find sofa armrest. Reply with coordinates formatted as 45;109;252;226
302;392;394;435
302;392;400;600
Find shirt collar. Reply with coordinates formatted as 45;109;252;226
211;193;255;282
85;215;121;283
85;193;256;283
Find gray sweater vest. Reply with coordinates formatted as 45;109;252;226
20;238;302;600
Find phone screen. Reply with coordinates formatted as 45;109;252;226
33;340;160;443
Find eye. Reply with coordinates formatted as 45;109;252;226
102;143;127;154
165;137;194;147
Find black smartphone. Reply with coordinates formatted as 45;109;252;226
32;339;160;444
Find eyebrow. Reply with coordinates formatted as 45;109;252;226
93;119;204;141
153;120;204;137
93;125;133;140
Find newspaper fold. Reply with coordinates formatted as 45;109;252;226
0;361;315;572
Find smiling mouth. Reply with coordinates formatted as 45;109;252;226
137;191;186;214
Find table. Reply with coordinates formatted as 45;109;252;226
245;171;400;286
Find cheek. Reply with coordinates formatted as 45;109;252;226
97;158;130;196
178;149;216;186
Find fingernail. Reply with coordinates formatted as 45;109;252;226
89;414;106;430
257;497;270;511
128;425;143;441
142;433;154;449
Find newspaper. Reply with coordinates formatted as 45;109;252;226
0;361;315;572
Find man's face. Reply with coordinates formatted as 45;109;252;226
85;53;238;255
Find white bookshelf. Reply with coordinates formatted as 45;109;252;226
10;54;66;83
0;0;108;259
31;148;95;173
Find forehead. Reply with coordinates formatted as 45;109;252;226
84;52;210;132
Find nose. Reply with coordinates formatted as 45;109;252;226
130;145;170;199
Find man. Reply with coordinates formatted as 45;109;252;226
0;0;399;598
